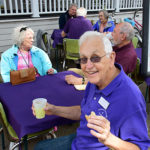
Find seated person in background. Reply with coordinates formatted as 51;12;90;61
61;7;93;39
59;3;77;29
33;31;150;150
112;22;137;74
1;25;57;83
65;22;137;85
93;10;115;33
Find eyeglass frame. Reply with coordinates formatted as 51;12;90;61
78;53;110;64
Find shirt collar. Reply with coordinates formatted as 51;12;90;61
113;41;133;52
94;63;126;96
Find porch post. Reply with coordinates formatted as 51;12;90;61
114;0;120;12
31;0;40;17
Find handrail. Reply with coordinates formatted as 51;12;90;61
0;0;143;18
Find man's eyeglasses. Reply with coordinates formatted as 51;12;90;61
20;27;28;32
79;53;109;64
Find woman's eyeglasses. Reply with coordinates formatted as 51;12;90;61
20;27;28;32
79;53;109;64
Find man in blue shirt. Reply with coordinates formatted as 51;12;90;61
33;31;150;150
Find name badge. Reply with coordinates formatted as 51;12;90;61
98;97;110;110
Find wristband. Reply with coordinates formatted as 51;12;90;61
82;77;85;85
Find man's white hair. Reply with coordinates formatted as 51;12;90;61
79;31;112;54
76;7;87;17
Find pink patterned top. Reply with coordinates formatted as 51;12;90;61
17;50;40;77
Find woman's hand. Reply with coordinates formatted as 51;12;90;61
87;115;111;145
65;75;82;85
47;68;54;74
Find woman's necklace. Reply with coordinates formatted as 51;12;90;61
19;50;30;68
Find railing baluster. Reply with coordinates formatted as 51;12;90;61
49;0;52;12
0;0;143;16
9;0;13;14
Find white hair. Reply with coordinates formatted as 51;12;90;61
79;31;112;55
12;24;34;47
76;7;87;17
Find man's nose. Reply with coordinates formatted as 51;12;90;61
85;59;94;69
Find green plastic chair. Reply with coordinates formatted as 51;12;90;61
132;36;138;48
63;38;79;69
130;58;144;85
0;102;56;150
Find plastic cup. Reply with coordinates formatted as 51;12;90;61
33;98;47;119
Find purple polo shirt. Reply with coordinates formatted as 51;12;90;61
113;42;137;74
72;64;150;150
63;16;93;39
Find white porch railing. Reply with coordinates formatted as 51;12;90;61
0;0;143;17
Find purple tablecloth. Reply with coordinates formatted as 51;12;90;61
51;29;63;48
0;71;85;139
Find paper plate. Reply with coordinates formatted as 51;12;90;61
74;84;86;90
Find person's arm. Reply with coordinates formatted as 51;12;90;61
45;103;81;120
32;103;81;120
35;47;57;74
65;75;88;85
61;31;67;38
1;52;14;83
87;115;140;150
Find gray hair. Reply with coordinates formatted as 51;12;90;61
12;25;34;47
79;31;112;55
76;7;87;17
99;10;109;19
69;3;77;9
119;22;135;40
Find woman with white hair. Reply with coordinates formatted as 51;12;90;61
93;10;115;33
1;25;57;83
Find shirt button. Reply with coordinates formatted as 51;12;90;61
94;97;96;100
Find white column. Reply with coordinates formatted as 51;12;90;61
31;0;40;17
114;0;120;12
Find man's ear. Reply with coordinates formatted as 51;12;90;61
121;33;126;40
109;51;116;65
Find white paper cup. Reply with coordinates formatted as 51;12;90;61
33;98;47;119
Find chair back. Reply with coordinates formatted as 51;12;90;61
63;38;79;60
130;58;144;85
36;29;51;56
132;36;138;48
0;102;19;142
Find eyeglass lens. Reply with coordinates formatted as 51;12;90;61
79;56;101;64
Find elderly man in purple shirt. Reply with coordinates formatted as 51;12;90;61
61;7;93;39
33;31;150;150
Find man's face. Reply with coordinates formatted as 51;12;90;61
111;24;123;46
68;6;77;16
80;37;114;89
99;12;107;24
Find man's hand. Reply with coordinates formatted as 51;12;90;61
65;75;82;85
32;102;55;116
87;115;111;145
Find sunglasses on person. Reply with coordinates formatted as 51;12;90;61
79;53;110;64
20;27;28;32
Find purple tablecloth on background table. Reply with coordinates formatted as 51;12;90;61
135;48;150;86
51;29;63;48
0;71;85;139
